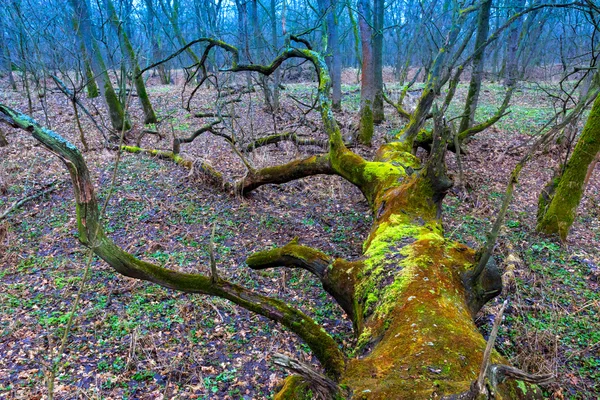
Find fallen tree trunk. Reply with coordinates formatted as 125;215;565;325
0;39;550;398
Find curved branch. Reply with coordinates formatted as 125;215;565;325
239;154;335;194
273;353;339;399
243;132;327;153
247;239;361;328
0;104;345;380
173;118;223;153
139;37;376;201
383;92;411;120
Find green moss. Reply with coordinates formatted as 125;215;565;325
273;376;314;400
359;102;374;146
363;162;403;183
537;92;600;240
376;142;419;164
516;380;528;395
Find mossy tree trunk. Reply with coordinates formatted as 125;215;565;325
83;57;99;98
70;0;131;133
71;12;99;99
106;0;157;124
1;38;549;399
537;90;600;241
318;0;343;111
358;0;375;146
372;0;384;123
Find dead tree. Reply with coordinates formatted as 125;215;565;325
0;37;551;398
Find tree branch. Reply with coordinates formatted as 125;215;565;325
247;239;361;327
0;180;62;221
238;154;335;194
243;132;327;153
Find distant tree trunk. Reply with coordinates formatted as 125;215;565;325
358;0;375;146
83;56;99;98
106;0;157;124
503;0;524;88
490;6;502;80
372;0;384;123
235;0;253;87
70;0;131;132
347;0;362;83
319;0;342;111
250;0;275;110
0;127;8;147
72;13;100;99
537;90;600;241
459;0;492;133
269;0;282;110
0;16;18;91
160;0;201;65
144;0;170;84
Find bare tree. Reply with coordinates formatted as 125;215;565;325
70;0;131;132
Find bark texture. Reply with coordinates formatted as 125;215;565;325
70;0;131;132
357;0;375;145
106;0;157;124
537;91;600;240
459;0;492;133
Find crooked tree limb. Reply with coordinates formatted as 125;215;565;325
383;91;412;120
475;300;508;395
50;75;108;143
0;104;345;380
173;118;223;154
243;132;327;153
119;145;234;192
135;35;375;201
247;239;361;329
239;154;335;195
120;145;193;168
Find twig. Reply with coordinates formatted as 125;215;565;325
209;224;218;282
475;300;508;394
0;180;61;221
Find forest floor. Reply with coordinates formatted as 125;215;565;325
0;70;598;399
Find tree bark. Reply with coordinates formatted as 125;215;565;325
358;0;375;145
459;0;492;133
70;0;131;132
106;0;157;124
537;90;600;241
318;0;342;111
503;0;524;88
372;0;384;123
